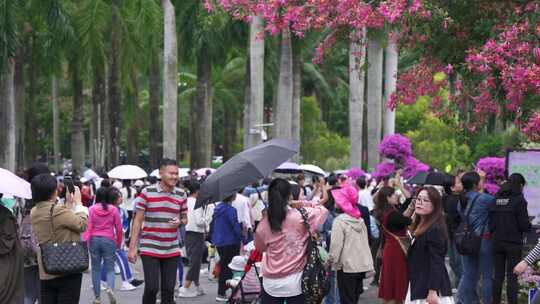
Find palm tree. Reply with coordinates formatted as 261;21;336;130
349;29;367;168
52;76;61;172
384;39;397;136
246;15;265;148
162;0;177;160
70;62;85;174
291;36;302;159
274;29;293;140
0;59;16;171
366;36;383;170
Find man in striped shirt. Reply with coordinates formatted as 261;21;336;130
128;158;187;304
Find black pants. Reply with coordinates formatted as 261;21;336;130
185;231;205;285
261;288;305;304
217;244;240;296
40;273;82;304
336;270;365;304
492;240;522;304
141;255;179;304
370;237;381;284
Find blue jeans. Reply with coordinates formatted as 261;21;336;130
324;270;340;304
101;248;133;282
90;236;117;298
457;238;493;304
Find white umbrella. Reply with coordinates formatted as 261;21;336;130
300;164;327;176
0;168;32;199
83;169;99;181
108;165;148;180
179;168;190;178
150;169;160;179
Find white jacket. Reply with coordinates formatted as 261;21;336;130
329;213;373;273
186;197;214;233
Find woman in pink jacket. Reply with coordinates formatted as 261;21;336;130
87;187;123;304
255;178;328;304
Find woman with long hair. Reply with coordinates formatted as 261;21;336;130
87;187;123;304
407;187;453;303
254;178;328;304
375;186;414;304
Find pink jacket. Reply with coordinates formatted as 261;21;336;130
254;204;328;278
86;204;123;248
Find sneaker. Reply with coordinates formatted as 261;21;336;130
120;281;137;291
216;295;228;302
100;282;108;291
106;288;117;304
130;279;144;287
178;286;198;298
196;285;205;296
92;298;101;304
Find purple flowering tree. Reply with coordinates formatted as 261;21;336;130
402;156;430;179
372;162;397;181
476;157;505;195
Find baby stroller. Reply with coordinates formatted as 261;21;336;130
228;250;263;304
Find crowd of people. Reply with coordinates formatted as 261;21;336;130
1;158;540;304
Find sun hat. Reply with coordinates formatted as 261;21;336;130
331;185;361;219
134;180;144;187
228;255;248;272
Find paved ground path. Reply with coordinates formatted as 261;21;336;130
80;260;379;304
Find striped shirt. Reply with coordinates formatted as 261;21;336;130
134;183;187;258
525;239;540;265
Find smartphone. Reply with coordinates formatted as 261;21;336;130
64;176;75;194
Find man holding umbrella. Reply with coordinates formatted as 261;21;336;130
128;159;188;304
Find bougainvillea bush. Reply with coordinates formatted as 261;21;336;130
372;162;397;181
402;156;429;179
476;156;505;194
378;134;413;162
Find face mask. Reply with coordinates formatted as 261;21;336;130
1;198;17;213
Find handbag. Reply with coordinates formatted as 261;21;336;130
40;204;89;275
381;224;411;257
455;194;483;256
298;208;330;304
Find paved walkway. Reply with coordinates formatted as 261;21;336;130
80;261;380;304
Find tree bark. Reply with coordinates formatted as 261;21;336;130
366;37;383;170
52;76;61;173
193;46;212;168
383;39;397;136
349;30;367;168
91;70;106;169
127;70;140;164
25;36;38;165
71;65;85;175
148;52;161;168
0;59;17;171
162;0;178;160
108;1;122;167
275;29;293;140
291;37;302;161
247;15;265;148
14;50;25;169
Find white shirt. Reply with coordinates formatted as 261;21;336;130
262;270;303;297
232;193;252;230
358;189;374;211
120;187;136;211
185;197;214;233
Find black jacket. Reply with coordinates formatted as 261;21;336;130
443;194;462;237
489;193;531;244
407;224;452;301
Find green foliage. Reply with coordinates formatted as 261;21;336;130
301;96;349;171
396;97;429;134
406;113;471;172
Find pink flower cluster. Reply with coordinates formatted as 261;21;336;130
378;134;413;161
522;112;540;141
476;157;505;194
518;265;540;285
387;58;449;111
372;162;397;180
402;156;429;179
346;167;365;179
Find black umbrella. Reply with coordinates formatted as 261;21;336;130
195;138;300;209
407;171;446;186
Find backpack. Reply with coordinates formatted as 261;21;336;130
20;215;39;263
298;208;330;304
455;194;483;256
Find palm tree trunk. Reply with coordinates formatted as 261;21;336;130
275;29;293;140
14;50;25;169
108;2;121;167
193;46;212;168
25;36;38;165
127;70;140;164
367;37;383;170
291;37;301;161
243;55;251;149
71;64;85;175
383;39;397;136
162;0;178;160
349;30;367;168
247;15;265;148
0;59;17;171
148;51;161;168
52;76;61;173
91;70;106;168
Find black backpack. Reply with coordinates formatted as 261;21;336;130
298;208;330;304
455;194;483;256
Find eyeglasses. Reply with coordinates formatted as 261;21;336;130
415;197;432;205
